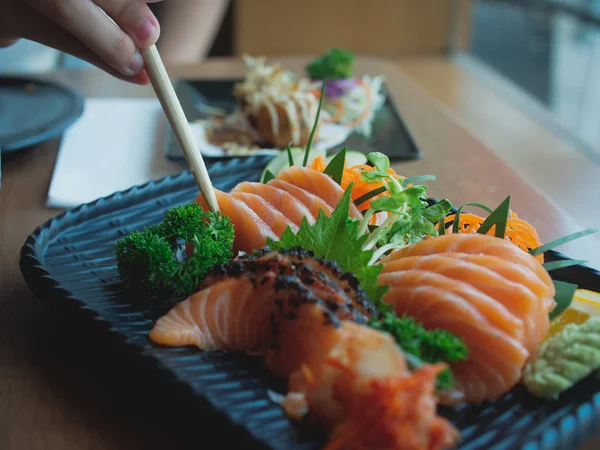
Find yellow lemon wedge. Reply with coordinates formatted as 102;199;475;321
546;289;600;340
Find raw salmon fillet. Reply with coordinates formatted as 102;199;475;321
194;189;278;254
233;181;316;226
268;178;335;218
150;249;375;354
276;166;363;220
148;277;279;350
230;190;299;236
380;233;556;404
193;167;362;254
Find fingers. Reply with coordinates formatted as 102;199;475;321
7;2;149;84
24;0;157;78
94;0;161;48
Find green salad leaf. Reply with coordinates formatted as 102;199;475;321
352;153;452;265
262;170;276;183
353;185;387;207
550;280;578;320
476;195;511;238
403;175;437;186
302;78;327;167
542;259;588;271
530;228;598;257
323;146;347;185
266;185;389;304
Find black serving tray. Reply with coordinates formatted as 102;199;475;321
164;79;421;163
20;156;600;450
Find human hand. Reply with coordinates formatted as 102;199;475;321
0;0;163;84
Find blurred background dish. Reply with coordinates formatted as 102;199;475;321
0;76;84;153
164;78;420;162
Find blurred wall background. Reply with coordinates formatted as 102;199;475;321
0;0;470;74
230;0;470;57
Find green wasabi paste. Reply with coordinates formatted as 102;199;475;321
523;317;600;399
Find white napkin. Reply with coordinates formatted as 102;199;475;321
47;98;185;209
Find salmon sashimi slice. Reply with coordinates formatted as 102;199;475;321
152;249;376;356
379;233;556;404
377;268;524;341
194;189;278;254
149;277;278;351
201;248;378;326
431;253;551;303
430;252;553;349
382;233;554;292
233;181;316;227
268;178;335;218
276;166;363;220
230;190;299;237
380;282;529;404
380;234;556;353
381;256;539;348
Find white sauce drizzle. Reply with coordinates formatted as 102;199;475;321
235;55;320;146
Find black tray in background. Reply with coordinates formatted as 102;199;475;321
0;76;84;153
164;79;421;163
19;155;600;450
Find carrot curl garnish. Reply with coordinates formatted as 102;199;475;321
440;211;544;263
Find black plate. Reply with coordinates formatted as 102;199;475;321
19;156;600;450
164;79;421;163
0;76;84;153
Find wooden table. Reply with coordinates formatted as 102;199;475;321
1;56;599;450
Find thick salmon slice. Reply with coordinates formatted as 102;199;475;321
381;281;529;404
233;181;316;227
268;179;334;218
149;277;278;351
379;233;556;404
431;253;551;302
230;190;299;237
432;252;553;348
194;189;278;254
381;256;538;347
378;269;524;340
382;233;553;292
276;166;363;219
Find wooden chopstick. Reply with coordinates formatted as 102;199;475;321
141;44;220;213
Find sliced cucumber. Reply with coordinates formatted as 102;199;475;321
326;150;368;167
260;147;327;183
